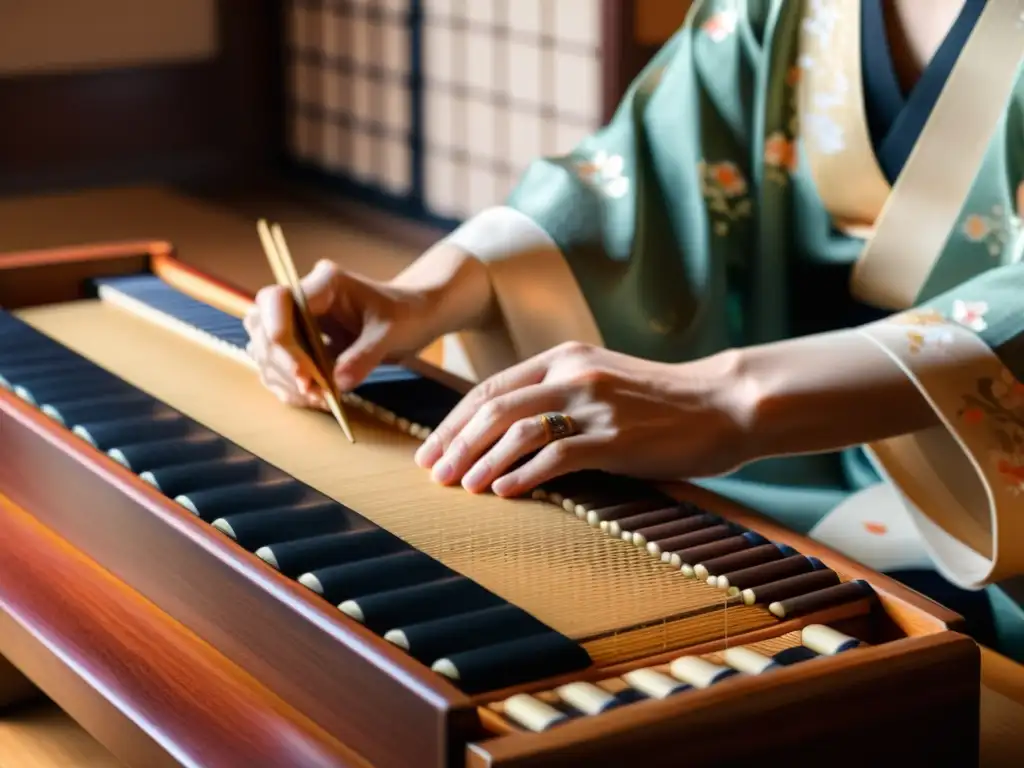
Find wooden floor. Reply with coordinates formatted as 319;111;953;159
0;704;123;768
0;183;427;290
0;184;1021;764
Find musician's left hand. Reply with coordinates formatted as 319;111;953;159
414;342;753;497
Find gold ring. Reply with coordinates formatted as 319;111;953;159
539;412;578;442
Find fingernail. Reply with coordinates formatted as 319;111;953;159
492;476;515;497
415;436;442;468
462;462;487;492
432;459;453;484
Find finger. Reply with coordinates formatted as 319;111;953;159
245;313;274;371
242;306;258;338
249;322;315;396
268;343;316;395
255;285;319;379
460;414;553;493
430;384;566;486
332;323;390;392
491;434;605;498
261;365;326;411
299;259;343;316
258;364;303;405
415;353;557;469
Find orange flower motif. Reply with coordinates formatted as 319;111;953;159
961;407;985;425
990;449;1024;495
697;158;751;235
997;458;1024;484
785;66;802;87
764;132;798;172
862;521;888;536
709;161;747;197
893;309;946;326
963;214;990;242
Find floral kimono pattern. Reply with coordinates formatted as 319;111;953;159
444;0;1024;658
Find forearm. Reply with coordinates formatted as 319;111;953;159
731;329;940;461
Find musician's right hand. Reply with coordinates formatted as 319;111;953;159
244;260;435;408
244;246;495;408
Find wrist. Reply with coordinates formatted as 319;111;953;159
720;331;940;461
693;347;766;466
389;242;498;339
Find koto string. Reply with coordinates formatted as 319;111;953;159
17;299;783;664
723;593;730;649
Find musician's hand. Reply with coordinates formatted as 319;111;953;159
244;260;434;407
414;342;753;497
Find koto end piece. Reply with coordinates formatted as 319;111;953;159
211;519;236;538
622;668;689;699
721;646;778;675
298;572;325;594
801;623;863;655
503;694;568;732
668;656;737;689
555;681;618;715
255;546;280;569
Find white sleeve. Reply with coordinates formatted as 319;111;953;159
438;206;604;380
854;314;1024;590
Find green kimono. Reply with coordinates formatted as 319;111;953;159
444;0;1024;659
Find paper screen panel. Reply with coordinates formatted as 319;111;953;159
285;0;413;197
285;0;605;228
421;0;602;220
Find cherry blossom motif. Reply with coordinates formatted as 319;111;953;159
891;307;960;352
862;521;888;536
960;203;1022;258
802;0;841;46
951;299;989;332
573;150;629;199
701;9;738;42
797;0;850;158
905;327;955;355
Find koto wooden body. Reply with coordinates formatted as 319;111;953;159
0;242;981;767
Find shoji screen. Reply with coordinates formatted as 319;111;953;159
286;0;415;206
420;0;602;220
284;0;604;228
